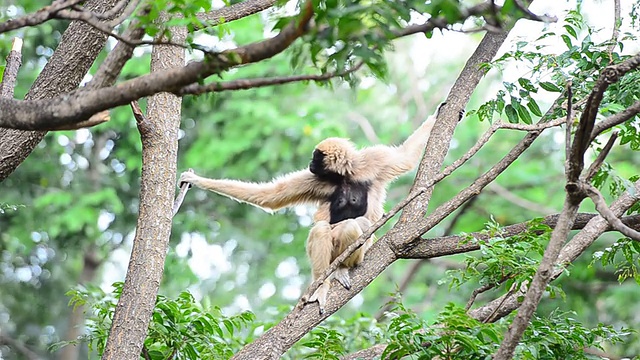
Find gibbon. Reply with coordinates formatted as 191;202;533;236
179;107;440;313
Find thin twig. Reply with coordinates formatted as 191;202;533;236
606;0;621;57
584;183;640;241
583;130;619;181
590;100;640;141
564;83;573;176
173;169;193;216
0;0;83;34
179;62;364;95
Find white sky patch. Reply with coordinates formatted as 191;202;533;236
187;233;232;279
275;257;299;278
259;282;277;299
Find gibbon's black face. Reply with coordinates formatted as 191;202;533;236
309;149;325;175
310;149;342;183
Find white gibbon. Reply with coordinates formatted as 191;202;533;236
179;107;441;313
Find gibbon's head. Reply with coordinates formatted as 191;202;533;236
309;137;356;179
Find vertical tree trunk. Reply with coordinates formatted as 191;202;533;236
100;14;186;360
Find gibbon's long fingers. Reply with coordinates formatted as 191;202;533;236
307;280;331;314
334;267;351;290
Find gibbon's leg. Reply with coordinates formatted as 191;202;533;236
305;221;333;314
331;217;372;290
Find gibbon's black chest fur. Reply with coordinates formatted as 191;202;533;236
309;149;370;224
327;179;369;224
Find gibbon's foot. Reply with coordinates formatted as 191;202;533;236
458;109;466;122
306;280;331;315
334;267;351;290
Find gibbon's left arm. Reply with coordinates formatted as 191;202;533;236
179;170;335;211
358;112;438;182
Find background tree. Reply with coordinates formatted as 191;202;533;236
1;0;639;359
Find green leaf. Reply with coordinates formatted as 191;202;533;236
539;81;563;92
563;24;577;38
516;104;533;124
527;99;543;117
505;104;518;123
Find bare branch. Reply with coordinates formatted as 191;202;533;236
488;183;557;214
585;184;640;241
0;334;41;360
584;130;619;181
179;62;364;95
196;0;277;28
590;100;640;141
0;0;83;34
0;0;315;131
0;38;23;99
564;82;573;176
173;169;193;216
606;0;621;56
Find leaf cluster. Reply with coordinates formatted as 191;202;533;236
446;218;558;300
56;283;256;359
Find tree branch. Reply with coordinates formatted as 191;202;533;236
196;0;278;28
469;180;640;323
0;38;22;99
0;0;84;34
179;62;364;95
585;184;640;241
590;99;640;141
0;0;314;131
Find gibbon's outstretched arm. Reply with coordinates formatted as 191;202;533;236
179;170;335;211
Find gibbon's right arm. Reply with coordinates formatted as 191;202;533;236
356;112;438;182
179;170;334;211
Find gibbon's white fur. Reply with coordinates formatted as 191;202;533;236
179;109;438;313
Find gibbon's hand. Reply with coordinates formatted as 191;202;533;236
178;171;199;188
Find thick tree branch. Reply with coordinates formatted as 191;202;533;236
0;1;314;131
0;0;83;34
196;0;278;28
0;0;121;182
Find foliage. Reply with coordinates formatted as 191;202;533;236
55;283;256;359
517;310;633;360
446;218;564;301
592;237;640;284
2;0;640;358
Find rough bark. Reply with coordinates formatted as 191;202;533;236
100;15;187;360
0;0;117;182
